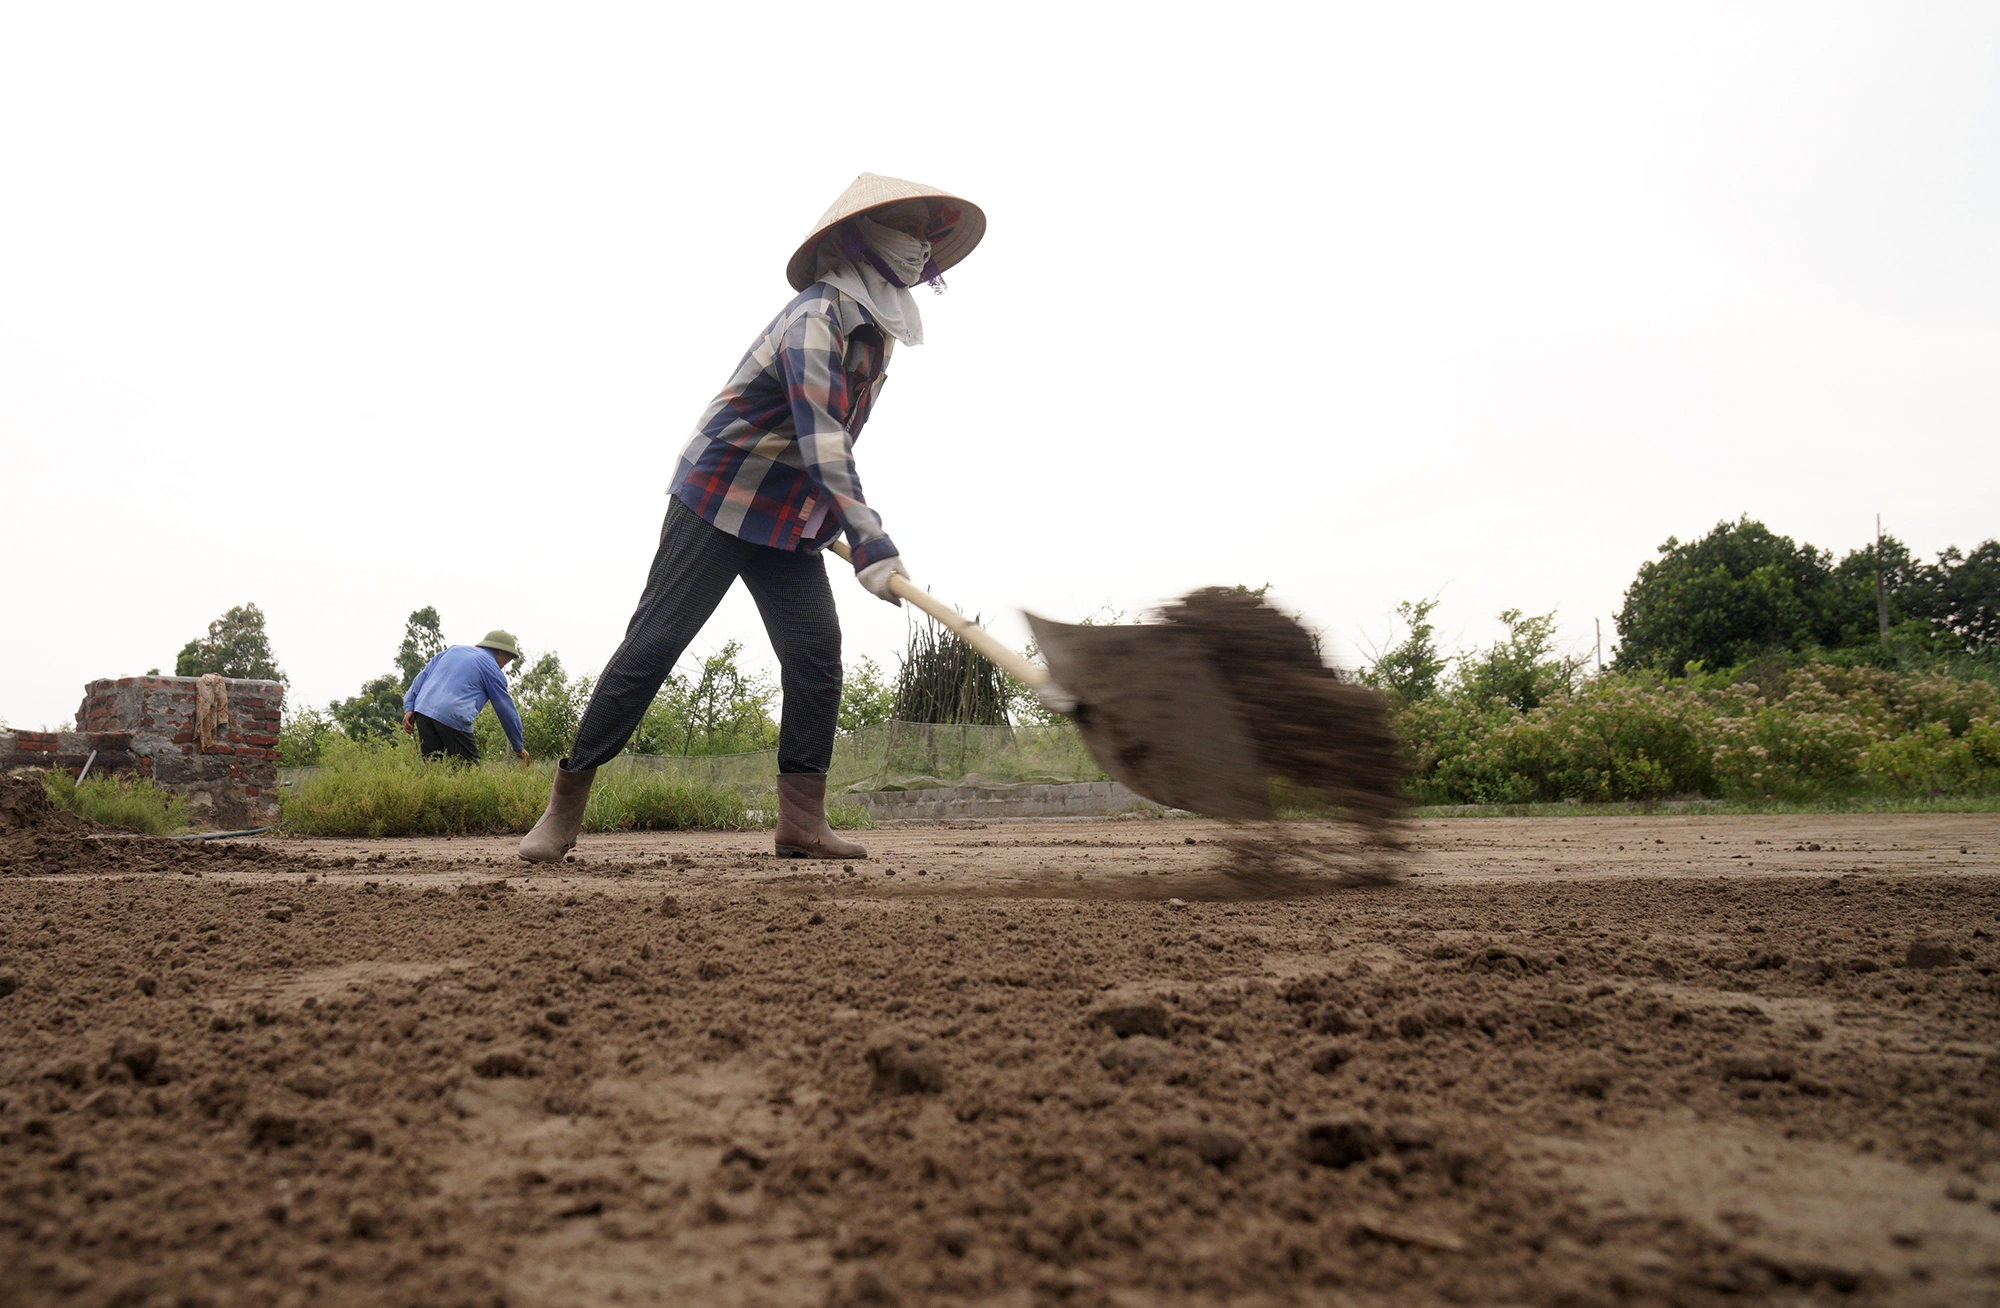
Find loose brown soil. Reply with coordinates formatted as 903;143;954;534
1162;588;1407;838
3;813;1998;1307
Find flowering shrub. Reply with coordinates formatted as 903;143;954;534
1395;663;2000;804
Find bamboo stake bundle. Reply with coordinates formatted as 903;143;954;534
892;617;1011;726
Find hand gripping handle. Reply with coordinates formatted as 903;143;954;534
828;540;1049;688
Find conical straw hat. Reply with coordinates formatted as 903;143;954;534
786;172;987;292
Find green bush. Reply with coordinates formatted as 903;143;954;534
473;651;592;761
1395;661;2000;805
626;640;779;758
43;773;189;835
277;705;339;767
838;656;896;733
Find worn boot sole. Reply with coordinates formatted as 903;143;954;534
775;844;865;860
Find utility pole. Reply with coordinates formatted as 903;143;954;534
1595;617;1603;672
1875;514;1890;644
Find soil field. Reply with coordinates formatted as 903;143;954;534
3;812;1999;1307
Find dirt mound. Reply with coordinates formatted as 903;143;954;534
1161;587;1408;840
0;827;132;877
0;774;287;877
0;773;89;835
0;774;102;875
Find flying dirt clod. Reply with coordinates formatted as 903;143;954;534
1032;588;1408;840
832;543;1409;870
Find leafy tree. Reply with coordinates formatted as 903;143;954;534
1932;541;2000;651
1457;608;1582;711
1006;642;1065;728
175;603;286;683
1617;519;2000;672
330;605;445;743
627;641;779;756
838;655;897;732
516;651;586;759
395;606;447;691
470;649;587;760
1825;533;1932;645
1614;518;1841;674
1362;598;1448;704
328;675;403;741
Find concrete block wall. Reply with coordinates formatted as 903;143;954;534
852;779;1163;821
0;675;283;828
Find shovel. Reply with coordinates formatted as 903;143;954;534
829;542;1273;820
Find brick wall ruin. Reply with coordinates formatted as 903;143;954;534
0;675;284;828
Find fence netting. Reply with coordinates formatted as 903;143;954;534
609;720;1105;795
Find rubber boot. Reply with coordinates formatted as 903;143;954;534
518;764;595;863
774;773;867;860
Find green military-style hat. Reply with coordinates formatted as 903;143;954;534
475;630;522;659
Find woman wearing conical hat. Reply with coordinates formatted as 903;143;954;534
520;173;986;864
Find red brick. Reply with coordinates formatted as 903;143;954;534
244;734;278;747
172;732;195;744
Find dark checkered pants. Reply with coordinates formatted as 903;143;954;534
565;499;842;775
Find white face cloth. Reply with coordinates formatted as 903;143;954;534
814;214;935;347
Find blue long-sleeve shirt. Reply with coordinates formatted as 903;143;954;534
403;646;525;754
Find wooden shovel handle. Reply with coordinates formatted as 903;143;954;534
828;540;1050;687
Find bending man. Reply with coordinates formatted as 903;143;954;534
402;630;530;765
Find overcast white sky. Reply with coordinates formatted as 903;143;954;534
3;2;1996;728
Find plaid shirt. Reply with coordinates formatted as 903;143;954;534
670;284;899;570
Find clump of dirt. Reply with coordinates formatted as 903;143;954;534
0;773;90;835
1160;588;1407;841
0;776;284;876
0;773;105;876
865;1026;946;1094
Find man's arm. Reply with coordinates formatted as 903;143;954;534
402;657;434;713
479;658;528;757
401;656;435;733
781;306;899;572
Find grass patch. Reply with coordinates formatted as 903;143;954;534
43;773;189;835
281;738;755;838
278;737;872;837
584;766;750;835
826;801;876;831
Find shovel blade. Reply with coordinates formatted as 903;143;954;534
1027;613;1272;821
